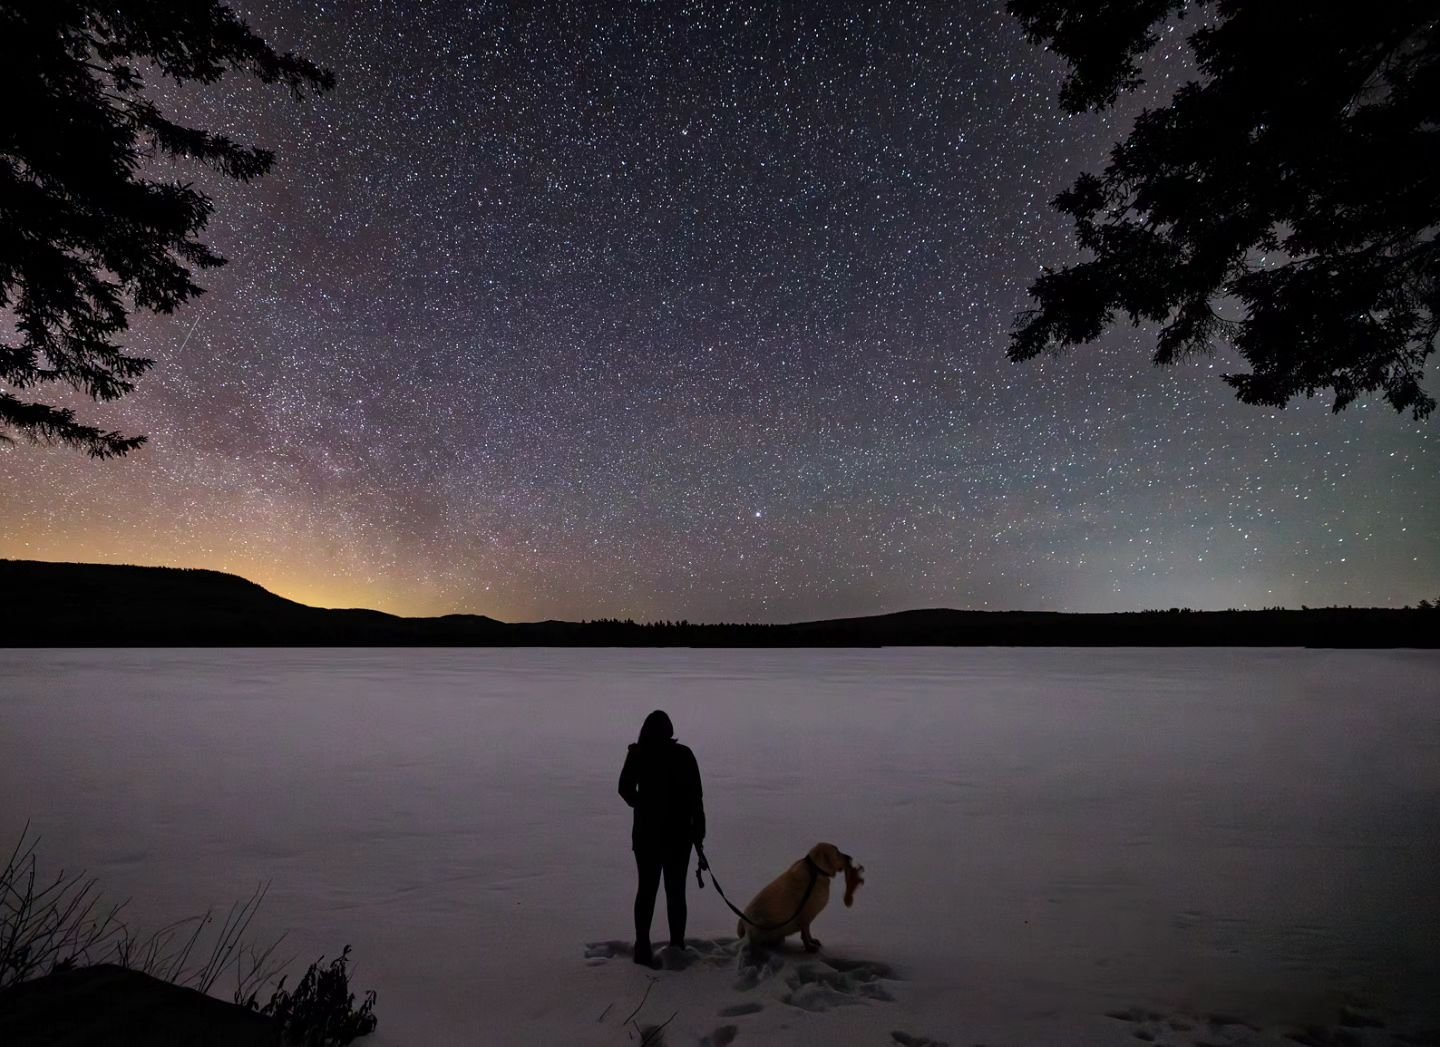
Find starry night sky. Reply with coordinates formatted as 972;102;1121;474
0;1;1434;622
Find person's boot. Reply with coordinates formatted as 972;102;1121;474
633;942;660;969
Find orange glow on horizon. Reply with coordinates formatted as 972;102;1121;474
0;535;515;622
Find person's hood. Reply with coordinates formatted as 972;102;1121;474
637;709;674;744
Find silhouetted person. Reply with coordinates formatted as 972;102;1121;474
618;709;705;968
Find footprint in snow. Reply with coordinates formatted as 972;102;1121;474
718;1001;764;1018
776;955;897;1012
584;937;900;1019
582;939;629;962
891;1033;950;1047
585;937;745;970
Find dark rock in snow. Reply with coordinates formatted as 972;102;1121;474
0;965;278;1047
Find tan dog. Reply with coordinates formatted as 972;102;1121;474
737;842;864;951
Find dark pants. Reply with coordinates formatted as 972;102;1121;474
633;838;692;950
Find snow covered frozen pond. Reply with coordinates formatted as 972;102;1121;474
2;647;1438;1046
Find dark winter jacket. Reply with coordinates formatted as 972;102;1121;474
618;717;705;850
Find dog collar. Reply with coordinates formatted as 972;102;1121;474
803;855;832;878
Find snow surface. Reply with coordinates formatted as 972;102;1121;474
2;647;1438;1046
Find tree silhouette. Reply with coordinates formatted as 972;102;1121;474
1007;2;1439;419
1;2;333;457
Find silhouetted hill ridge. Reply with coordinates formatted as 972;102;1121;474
1;559;1433;648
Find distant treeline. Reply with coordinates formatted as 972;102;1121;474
1;559;1435;648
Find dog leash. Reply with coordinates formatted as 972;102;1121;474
694;844;820;933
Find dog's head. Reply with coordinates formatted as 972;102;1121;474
808;843;865;907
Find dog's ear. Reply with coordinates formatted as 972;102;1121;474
842;857;865;908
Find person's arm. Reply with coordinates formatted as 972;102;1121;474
687;748;706;844
618;745;640;808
